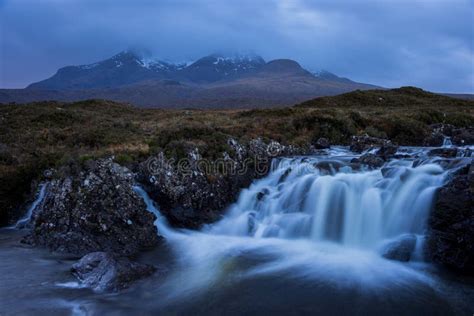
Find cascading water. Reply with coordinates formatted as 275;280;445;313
208;156;445;252
14;183;46;229
131;146;472;307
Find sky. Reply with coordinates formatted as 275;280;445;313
0;0;473;93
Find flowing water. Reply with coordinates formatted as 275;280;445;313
1;146;473;315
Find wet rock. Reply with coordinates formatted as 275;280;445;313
256;188;270;201
71;252;155;292
425;163;474;274
314;160;346;174
278;168;292;183
356;153;385;169
428;148;458;158
313;137;330;149
376;144;398;159
381;234;417;262
350;135;392;153
23;158;160;256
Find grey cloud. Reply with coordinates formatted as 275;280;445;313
0;0;472;92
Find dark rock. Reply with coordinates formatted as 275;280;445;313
452;127;474;146
376;144;398;159
313;137;330;149
429;123;455;137
278;168;292;183
256;188;270;201
428;148;458;158
423;132;445;147
23;158;160;256
381;234;417;262
71;252;155;292
314;160;346;174
350;135;392;153
137;138;308;229
425;163;474;274
357;153;385;168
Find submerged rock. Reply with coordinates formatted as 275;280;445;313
425;163;474;274
71;252;156;292
381;234;417;262
354;153;385;169
23;158;160;256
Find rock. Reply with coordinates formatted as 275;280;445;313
423;132;444;147
71;252;155;292
313;137;330;149
137;138;308;229
357;153;385;168
425;163;474;274
376;144;398;159
350;135;392;153
381;234;417;262
314;160;346;174
452;127;474;146
23;158;160;256
428;148;458;158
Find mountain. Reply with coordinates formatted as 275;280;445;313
2;51;380;108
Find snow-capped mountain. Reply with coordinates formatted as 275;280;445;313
180;53;266;82
15;50;379;108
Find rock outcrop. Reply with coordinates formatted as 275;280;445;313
425;162;474;274
137;138;308;228
350;135;393;153
71;252;156;292
23;158;160;256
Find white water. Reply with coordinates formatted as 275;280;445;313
132;146;470;302
442;136;453;147
14;183;46;229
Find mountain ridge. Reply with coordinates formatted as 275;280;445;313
4;50;382;108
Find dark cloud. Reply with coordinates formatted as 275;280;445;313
1;0;472;92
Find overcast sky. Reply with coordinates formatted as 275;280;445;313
0;0;473;92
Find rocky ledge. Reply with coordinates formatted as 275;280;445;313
137;138;309;228
425;162;474;274
22;158;160;257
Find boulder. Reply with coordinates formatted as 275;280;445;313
313;137;330;149
428;148;458;158
425;163;474;274
375;144;398;159
381;234;417;262
71;252;156;292
23;158;160;256
350;135;391;153
452;127;474;146
355;153;385;169
423;132;445;147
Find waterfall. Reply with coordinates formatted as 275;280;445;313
207;155;447;251
132;185;173;237
129;146;468;301
442;137;453;147
14;183;47;229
